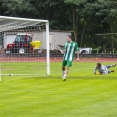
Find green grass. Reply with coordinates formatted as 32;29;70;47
1;62;47;75
0;62;117;117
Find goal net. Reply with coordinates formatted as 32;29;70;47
0;16;50;77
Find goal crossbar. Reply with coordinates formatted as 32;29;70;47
0;16;48;32
0;16;48;23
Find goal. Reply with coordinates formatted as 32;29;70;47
0;16;50;77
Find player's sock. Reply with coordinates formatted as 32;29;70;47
112;63;116;67
64;74;67;78
64;73;67;77
62;71;64;78
62;74;67;81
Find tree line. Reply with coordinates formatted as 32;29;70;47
0;0;117;49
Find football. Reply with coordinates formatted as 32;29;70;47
97;72;101;75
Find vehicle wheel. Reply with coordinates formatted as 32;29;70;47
19;48;26;54
5;50;11;54
5;49;13;54
38;49;42;53
84;51;88;54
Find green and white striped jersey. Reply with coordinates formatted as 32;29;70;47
63;41;79;61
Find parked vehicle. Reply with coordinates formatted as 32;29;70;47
6;33;42;54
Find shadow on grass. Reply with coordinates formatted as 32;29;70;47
21;75;117;80
2;74;117;81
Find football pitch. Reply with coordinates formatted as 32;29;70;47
0;62;117;117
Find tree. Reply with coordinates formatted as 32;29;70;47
0;0;6;15
65;0;87;42
2;0;71;30
1;0;117;49
95;0;117;48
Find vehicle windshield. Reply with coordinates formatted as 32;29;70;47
15;35;25;42
14;35;32;42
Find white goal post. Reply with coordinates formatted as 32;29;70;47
0;16;50;76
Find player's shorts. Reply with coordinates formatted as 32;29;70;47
62;60;72;67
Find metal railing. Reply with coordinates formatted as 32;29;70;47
92;48;117;54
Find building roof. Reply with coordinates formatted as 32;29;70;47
50;30;73;33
